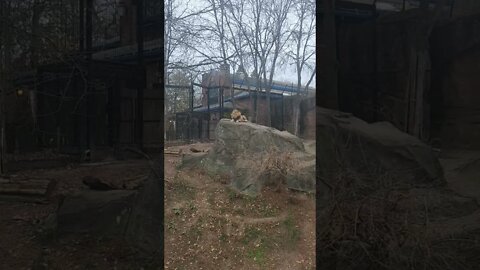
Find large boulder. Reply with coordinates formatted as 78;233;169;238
56;190;136;235
53;167;162;256
179;119;315;196
317;107;445;188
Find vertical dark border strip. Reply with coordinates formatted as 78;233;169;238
159;0;166;266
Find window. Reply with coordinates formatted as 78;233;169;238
208;88;219;105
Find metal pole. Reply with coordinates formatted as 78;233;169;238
207;89;210;140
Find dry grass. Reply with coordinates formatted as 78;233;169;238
246;150;300;190
317;166;478;270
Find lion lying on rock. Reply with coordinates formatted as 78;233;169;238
230;109;248;122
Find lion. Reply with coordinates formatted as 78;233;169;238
230;109;248;122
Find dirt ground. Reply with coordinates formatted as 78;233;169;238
7;143;478;269
164;143;316;270
0;151;159;270
440;149;480;202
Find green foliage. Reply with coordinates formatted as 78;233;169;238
173;207;182;215
243;227;270;267
282;213;301;249
242;227;263;245
247;244;267;266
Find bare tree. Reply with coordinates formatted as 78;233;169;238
222;0;293;125
261;0;295;126
223;0;263;122
165;0;216;73
168;0;313;129
288;0;315;135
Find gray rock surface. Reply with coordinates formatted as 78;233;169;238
180;119;315;196
317;107;445;188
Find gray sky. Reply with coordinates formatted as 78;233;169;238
168;0;316;87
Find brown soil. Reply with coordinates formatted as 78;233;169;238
164;143;316;270
0;151;158;270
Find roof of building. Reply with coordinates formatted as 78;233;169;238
319;0;451;19
192;91;284;113
231;78;315;96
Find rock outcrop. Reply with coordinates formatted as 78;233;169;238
180;119;315;196
317;107;445;188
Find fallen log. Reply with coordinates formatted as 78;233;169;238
0;178;56;197
164;150;182;156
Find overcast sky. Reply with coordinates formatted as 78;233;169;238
168;0;316;87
